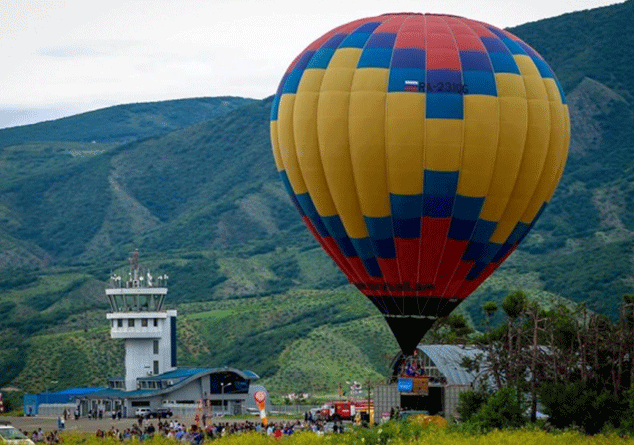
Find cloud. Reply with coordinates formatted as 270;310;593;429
37;40;140;58
0;105;88;129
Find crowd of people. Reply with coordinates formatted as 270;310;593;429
19;417;346;444
21;428;61;444
94;418;342;442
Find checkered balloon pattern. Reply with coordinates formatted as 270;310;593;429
270;13;569;353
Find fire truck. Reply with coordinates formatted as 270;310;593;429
319;400;374;423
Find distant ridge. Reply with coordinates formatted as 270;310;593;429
0;96;257;147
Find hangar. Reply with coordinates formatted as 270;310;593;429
374;344;488;422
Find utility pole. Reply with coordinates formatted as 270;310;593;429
365;380;375;425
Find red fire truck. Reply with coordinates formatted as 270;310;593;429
319;400;374;422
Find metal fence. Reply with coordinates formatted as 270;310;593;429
33;403;75;418
269;404;320;415
33;403;322;419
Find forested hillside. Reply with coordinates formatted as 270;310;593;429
1;1;633;395
507;1;634;316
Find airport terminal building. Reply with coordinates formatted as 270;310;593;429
25;251;267;418
76;367;265;419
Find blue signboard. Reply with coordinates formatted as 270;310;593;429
397;378;413;393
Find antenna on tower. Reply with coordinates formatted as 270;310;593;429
130;249;139;271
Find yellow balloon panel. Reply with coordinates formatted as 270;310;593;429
277;94;308;195
477;94;527;223
490;77;551;243
457;95;500;198
424;119;463;172
349;69;390;218
519;95;568;224
294;69;340;217
270;121;283;172
385;93;426;196
293;93;338;217
316;49;368;239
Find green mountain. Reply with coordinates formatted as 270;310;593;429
1;1;634;395
0;97;256;147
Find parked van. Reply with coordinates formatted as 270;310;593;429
0;423;34;445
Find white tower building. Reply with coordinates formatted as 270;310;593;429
106;249;177;391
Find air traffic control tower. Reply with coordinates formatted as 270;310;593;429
106;249;177;391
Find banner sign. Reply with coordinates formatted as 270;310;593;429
398;377;429;395
413;377;429;396
397;378;413;393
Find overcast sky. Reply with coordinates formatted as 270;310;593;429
0;0;626;129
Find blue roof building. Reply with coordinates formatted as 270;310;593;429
77;365;262;418
26;251;266;419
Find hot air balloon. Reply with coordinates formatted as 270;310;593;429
270;13;570;355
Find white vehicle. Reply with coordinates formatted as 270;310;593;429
135;407;152;417
0;424;34;445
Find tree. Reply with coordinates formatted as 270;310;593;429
477;301;504;388
426;313;475;344
539;381;623;434
465;292;634;433
501;291;527;396
522;301;549;422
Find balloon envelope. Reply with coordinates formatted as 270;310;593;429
270;13;570;354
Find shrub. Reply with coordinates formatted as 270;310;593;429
456;389;490;422
471;387;527;431
540;382;624;435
